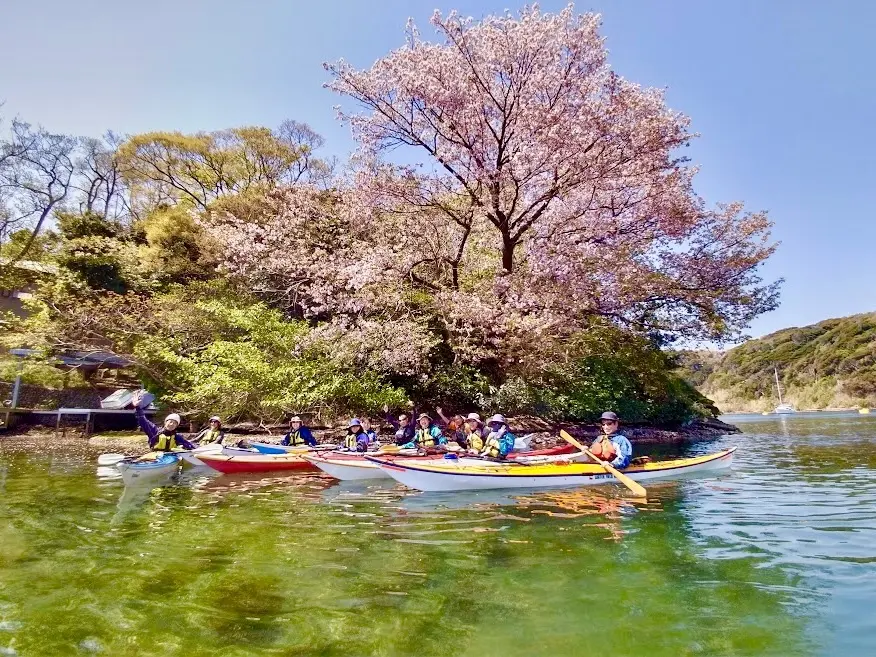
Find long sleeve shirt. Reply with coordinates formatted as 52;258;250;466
134;406;195;450
385;413;415;445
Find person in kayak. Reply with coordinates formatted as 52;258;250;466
361;418;378;445
132;391;195;452
344;418;370;452
414;413;445;448
462;413;486;453
193;416;226;445
481;414;515;459
435;407;466;445
383;405;416;446
590;411;633;469
281;416;317;447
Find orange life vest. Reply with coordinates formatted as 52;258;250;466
590;437;617;461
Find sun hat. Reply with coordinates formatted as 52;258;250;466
486;414;506;426
165;413;181;425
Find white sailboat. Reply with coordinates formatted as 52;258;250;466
773;367;796;414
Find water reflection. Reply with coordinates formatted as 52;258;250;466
1;418;875;655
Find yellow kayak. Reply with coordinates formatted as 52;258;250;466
364;448;737;492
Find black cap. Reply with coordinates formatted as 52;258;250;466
600;411;619;422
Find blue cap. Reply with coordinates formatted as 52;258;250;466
348;418;362;428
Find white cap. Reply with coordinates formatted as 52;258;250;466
165;413;181;425
466;413;482;425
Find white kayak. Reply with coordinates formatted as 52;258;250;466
116;452;181;486
363;448;737;492
304;450;592;481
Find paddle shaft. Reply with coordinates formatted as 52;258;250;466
559;430;646;498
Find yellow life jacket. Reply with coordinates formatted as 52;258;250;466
466;431;484;452
345;431;362;450
288;429;308;446
484;435;502;458
201;428;223;444
415;427;439;447
154;432;180;451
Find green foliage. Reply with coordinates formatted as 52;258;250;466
134;296;406;422
138;205;219;285
0;356;86;388
487;324;718;425
676;312;876;411
54;211;140;294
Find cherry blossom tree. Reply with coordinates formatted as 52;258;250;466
324;5;779;342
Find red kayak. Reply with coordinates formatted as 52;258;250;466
196;452;320;474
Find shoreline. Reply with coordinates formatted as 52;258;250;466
1;417;741;453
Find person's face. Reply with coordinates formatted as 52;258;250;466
210;420;220;429
399;416;409;427
361;419;371;431
291;420;301;430
601;419;618;434
465;420;477;431
419;417;430;429
164;419;179;431
488;422;501;433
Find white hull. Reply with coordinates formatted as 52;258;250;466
117;455;180;486
307;457;390;480
369;449;736;492
774;404;796;414
178;444;224;467
306;451;592;481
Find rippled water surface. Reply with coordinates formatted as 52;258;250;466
1;413;875;656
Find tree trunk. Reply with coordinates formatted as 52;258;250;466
501;233;516;273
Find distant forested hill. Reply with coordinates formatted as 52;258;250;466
675;313;876;412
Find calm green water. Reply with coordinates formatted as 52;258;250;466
1;413;875;656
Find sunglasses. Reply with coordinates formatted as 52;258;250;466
600;420;617;425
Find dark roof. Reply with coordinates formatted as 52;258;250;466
9;348;132;369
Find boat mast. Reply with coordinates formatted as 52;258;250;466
774;367;784;405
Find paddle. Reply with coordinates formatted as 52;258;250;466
559;430;646;498
97;453;126;466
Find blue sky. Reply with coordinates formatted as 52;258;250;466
2;0;873;342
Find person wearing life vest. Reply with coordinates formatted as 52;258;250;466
435;407;466;445
481;414;515;459
194;416;226;445
383;405;416;446
590;411;633;469
281;416;317;447
132;391;195;452
414;413;445;448
462;413;486;453
344;418;370;452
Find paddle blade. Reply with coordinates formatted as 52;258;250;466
97;453;126;466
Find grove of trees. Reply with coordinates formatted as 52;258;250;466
1;6;778;424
